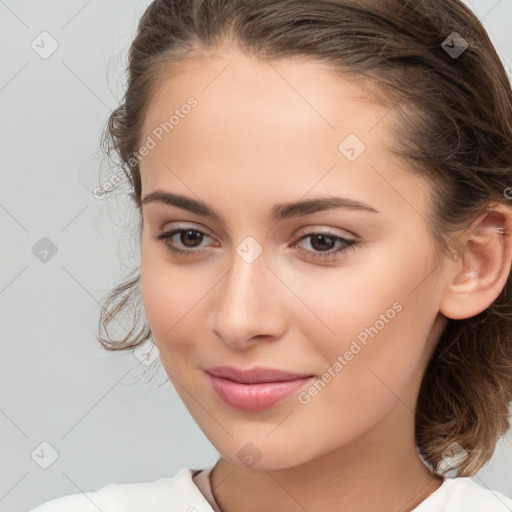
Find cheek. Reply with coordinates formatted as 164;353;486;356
293;257;401;347
140;241;199;347
295;290;430;442
300;253;435;399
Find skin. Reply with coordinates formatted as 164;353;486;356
137;45;512;512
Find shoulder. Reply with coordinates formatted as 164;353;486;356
447;477;512;511
418;476;512;512
27;468;210;512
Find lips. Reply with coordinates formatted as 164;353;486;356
204;365;314;384
204;365;315;411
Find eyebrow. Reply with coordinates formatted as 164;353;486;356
141;190;380;222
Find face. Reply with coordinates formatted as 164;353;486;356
138;45;451;470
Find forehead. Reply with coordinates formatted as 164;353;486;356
139;47;432;221
142;47;384;148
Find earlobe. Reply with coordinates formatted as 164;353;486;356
439;204;512;320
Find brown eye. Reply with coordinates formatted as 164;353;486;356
178;229;204;248
153;228;214;258
292;232;358;261
308;234;337;252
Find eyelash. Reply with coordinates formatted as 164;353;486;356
153;228;358;261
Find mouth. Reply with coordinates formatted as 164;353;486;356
204;365;315;411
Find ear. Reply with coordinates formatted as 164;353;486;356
439;203;512;320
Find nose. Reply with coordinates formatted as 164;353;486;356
209;246;287;349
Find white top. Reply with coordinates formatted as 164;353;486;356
27;464;512;512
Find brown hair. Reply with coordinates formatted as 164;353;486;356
98;0;512;477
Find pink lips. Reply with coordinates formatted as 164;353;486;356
205;365;315;412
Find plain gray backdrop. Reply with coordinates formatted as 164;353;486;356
1;1;512;511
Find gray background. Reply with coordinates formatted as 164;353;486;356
1;1;511;511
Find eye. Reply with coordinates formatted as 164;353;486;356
291;232;358;260
152;227;358;261
153;228;214;258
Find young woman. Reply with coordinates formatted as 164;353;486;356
29;0;512;510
